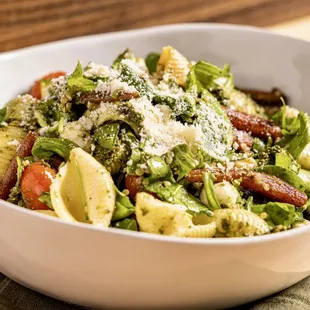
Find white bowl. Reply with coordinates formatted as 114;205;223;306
1;23;310;310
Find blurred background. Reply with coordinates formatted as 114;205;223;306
1;0;310;52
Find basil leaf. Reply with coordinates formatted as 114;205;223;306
67;60;96;91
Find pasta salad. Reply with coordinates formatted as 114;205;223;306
0;46;310;238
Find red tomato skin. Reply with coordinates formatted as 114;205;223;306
29;71;66;99
21;162;56;210
125;175;158;200
125;175;143;200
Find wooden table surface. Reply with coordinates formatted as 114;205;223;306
1;0;310;52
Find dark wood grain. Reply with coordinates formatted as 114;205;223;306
1;0;310;52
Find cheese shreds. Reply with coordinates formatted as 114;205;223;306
95;79;136;96
7;139;20;147
129;97;203;156
121;58;146;77
35;53;232;160
84;62;118;80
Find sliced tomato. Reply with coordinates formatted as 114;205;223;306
29;71;66;99
21;162;56;210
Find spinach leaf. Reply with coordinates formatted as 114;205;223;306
112;187;135;221
286;112;310;159
298;169;310;196
145;52;160;74
120;59;153;100
153;92;196;121
275;151;300;173
251;202;304;227
186;61;233;95
146;181;213;216
259;165;306;192
265;202;304;226
202;173;221;210
94;123;120;150
67;60;96;92
114;218;138;231
272;105;299;136
194;100;233;161
276;111;310;159
32;137;77;161
146;156;174;183
112;49;136;70
171;144;203;181
126;148;146;176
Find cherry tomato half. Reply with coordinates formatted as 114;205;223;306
125;175;157;200
29;71;66;99
21;162;56;210
125;175;143;200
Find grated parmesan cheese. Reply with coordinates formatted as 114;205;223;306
129;97;204;156
84;62;118;80
7;139;20;147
